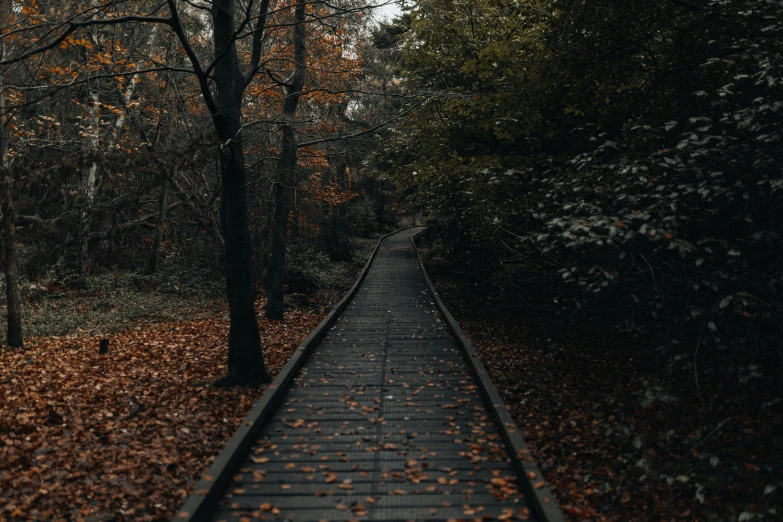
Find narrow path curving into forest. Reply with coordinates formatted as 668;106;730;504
177;228;564;521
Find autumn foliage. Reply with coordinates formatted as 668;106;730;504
0;0;370;287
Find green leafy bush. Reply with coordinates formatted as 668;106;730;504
343;197;381;238
380;0;783;376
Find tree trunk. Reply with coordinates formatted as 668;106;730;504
265;0;307;320
0;73;22;348
266;126;295;320
212;0;271;385
79;93;100;276
218;140;270;384
291;187;299;240
147;177;169;274
78;16;152;275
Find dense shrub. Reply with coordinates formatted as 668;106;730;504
285;242;350;294
379;0;783;383
516;121;781;365
369;3;781;518
508;0;781;373
342;197;381;238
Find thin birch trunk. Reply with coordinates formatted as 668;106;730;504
78;93;100;276
79;25;156;275
107;25;157;151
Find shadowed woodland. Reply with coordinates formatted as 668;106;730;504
1;0;780;520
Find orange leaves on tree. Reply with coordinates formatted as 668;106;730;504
60;34;93;50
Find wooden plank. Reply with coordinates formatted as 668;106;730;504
410;230;567;522
177;227;559;521
173;228;412;522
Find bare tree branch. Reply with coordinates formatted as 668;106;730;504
299;95;433;147
243;0;271;85
165;0;218;115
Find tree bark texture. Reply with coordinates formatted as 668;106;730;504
265;0;307;320
212;0;271;384
0;73;23;348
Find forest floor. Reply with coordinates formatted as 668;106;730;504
2;236;778;522
0;240;376;521
425;258;781;522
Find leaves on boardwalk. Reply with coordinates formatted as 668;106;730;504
221;355;530;519
0;308;322;520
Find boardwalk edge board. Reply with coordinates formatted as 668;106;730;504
410;229;567;522
174;227;412;522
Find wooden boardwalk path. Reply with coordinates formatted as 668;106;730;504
177;229;565;522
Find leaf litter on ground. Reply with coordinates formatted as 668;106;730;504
1;239;378;521
0;300;323;521
426;264;781;522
